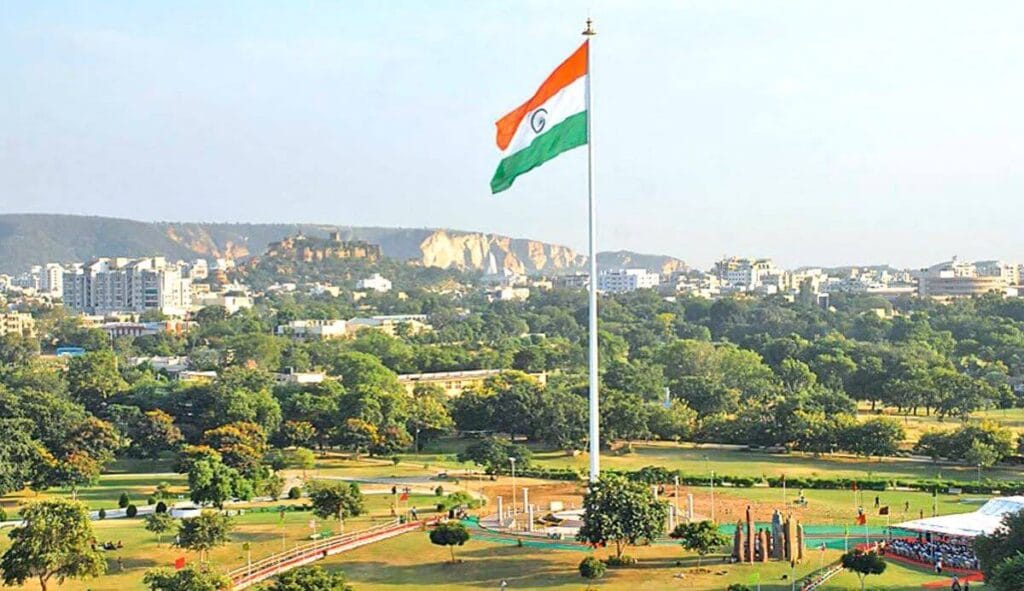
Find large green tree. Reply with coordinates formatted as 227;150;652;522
669;520;728;566
177;511;233;564
0;500;105;591
576;473;668;559
264;565;353;591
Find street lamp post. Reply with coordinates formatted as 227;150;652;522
710;470;716;523
509;457;517;527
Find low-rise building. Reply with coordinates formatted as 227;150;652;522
348;314;431;336
276;319;349;340
397;369;547;397
597;268;660;294
487;287;530;302
0;312;35;337
356;273;392;293
273;369;327;385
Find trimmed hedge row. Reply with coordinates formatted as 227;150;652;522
501;463;1024;495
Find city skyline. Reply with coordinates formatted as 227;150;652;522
4;2;1024;268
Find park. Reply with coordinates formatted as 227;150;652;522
1;433;1017;590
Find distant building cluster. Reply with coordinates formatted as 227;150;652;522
265;231;381;262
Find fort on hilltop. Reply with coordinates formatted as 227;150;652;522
265;230;381;263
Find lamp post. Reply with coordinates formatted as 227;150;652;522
711;470;716;523
509;457;517;526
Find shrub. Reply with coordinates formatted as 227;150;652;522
155;501;168;514
434;485;444;496
118;492;131;508
147;496;156;506
0;507;6;522
126;504;138;518
605;555;637;567
98;508;107;519
579;556;606;580
288;486;302;500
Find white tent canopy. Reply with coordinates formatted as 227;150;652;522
894;496;1024;539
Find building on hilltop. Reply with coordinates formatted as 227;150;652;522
356;273;392;293
265;231;381;263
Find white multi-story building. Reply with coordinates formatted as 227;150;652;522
596;268;661;294
356;273;392;293
714;257;778;290
63;257;192;315
41;263;64;297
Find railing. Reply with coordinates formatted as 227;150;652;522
227;518;427;589
801;563;844;590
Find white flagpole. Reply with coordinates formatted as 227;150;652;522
583;17;599;482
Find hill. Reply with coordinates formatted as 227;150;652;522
0;214;686;276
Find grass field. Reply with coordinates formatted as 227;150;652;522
859;405;1024;444
323;530;977;590
525;441;1024;482
0;451;1006;590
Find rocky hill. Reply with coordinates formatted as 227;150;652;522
0;214;686;276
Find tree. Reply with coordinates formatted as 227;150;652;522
202;421;268;477
428;521;470;563
145;512;177;547
576;473;668;559
265;565;353;591
0;500;105;591
306;480;365;521
670;520;728;566
131;410;184;459
989;552;1024;591
457;436;531;475
290;447;317;478
840;549;886;591
0;419;40;495
407;384;454;451
118;492;131;508
842;418;904;458
965;439;1001;473
975;507;1024;580
143;564;230;591
578;556;606;586
176;511;232;563
188;458;249;508
277;420;317;449
65;350;127;413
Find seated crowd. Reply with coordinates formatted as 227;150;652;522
884;537;979;571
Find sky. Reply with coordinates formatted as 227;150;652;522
2;1;1024;270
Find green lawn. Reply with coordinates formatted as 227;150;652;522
528;441;1024;482
323;529;973;590
859;404;1024;444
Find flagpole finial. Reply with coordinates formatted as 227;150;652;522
582;17;595;36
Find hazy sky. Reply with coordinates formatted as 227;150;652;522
3;1;1024;269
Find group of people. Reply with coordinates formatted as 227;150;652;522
884;537;980;571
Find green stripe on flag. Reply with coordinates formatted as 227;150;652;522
490;111;587;193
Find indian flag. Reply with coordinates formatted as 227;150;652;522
490;41;589;193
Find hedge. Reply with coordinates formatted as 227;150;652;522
494;463;1024;495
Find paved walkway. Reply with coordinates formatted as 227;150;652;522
227;518;432;590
